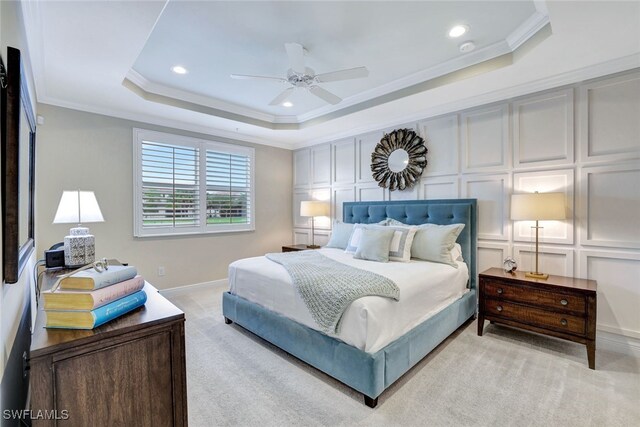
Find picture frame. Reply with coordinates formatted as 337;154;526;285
1;46;36;284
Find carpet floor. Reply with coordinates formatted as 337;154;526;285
166;283;640;427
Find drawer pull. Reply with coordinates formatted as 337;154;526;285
497;288;503;294
560;299;568;306
496;305;503;312
560;319;568;326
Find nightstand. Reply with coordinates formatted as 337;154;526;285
282;244;318;252
478;267;597;369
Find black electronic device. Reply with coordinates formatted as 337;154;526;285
45;242;65;269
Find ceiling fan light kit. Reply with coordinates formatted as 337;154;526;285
231;42;369;106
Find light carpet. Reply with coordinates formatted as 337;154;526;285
166;283;640;427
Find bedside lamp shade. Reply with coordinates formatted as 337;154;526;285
53;191;105;224
510;192;566;279
300;201;330;218
510;192;566;221
53;191;104;267
300;201;329;249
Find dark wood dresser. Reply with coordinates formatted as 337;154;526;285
282;244;317;252
478;267;597;369
30;272;188;426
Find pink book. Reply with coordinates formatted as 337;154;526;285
43;276;145;311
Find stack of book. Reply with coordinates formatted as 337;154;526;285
43;265;148;329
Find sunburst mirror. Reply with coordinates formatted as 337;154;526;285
371;128;427;191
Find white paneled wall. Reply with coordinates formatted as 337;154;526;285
292;70;640;339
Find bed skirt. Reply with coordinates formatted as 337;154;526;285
222;289;476;404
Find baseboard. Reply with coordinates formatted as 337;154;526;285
159;279;227;297
597;330;640;359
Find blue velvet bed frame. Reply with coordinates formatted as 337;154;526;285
222;199;477;407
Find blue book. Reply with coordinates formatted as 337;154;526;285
45;290;147;329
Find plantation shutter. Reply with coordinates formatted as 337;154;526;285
140;141;200;229
206;150;251;226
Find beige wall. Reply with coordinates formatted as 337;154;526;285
35;104;292;289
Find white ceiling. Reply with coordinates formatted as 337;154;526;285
130;1;538;121
20;1;640;149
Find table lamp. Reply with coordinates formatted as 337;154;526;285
53;190;105;267
510;191;566;279
300;200;329;249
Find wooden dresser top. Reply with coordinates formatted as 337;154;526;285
31;271;184;359
480;267;597;293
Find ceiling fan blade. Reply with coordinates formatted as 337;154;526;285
309;86;341;105
269;87;295;106
284;43;305;74
230;74;287;83
315;67;369;83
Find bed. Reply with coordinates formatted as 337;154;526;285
222;199;477;407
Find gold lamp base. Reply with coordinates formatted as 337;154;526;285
525;271;549;280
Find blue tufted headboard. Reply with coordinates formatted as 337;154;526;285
343;199;478;290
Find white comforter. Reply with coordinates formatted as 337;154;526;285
228;248;469;353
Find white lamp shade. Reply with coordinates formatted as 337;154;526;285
510;192;566;221
300;200;330;217
53;191;105;224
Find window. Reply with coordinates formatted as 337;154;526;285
133;129;255;237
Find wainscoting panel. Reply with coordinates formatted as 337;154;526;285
332;187;356;225
331;138;356;186
462;174;511;241
293;228;310;245
293;189;312;228
388;185;420;201
579;250;640;339
579;73;640;164
580;163;640;249
420;175;459;200
513;169;574;244
293;149;310;188
513;244;574;277
356;131;381;183
513;88;574;168
461;104;509;173
418;114;459;176
356;183;386;202
477;242;510;276
311;145;331;187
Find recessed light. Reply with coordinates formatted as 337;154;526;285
448;25;468;38
171;65;188;75
282;101;293;107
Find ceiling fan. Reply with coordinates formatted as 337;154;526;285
230;43;369;106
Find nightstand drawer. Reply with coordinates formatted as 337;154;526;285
484;281;586;314
485;299;586;336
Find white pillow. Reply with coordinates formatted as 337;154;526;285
346;224;417;262
411;223;465;267
325;221;355;250
451;243;463;262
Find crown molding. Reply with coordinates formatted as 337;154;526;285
292;54;640;149
37;95;294;150
125;69;278;123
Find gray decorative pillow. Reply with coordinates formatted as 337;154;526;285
411;223;466;267
385;218;410;227
353;228;396;262
325;221;355;250
346;224;417;262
